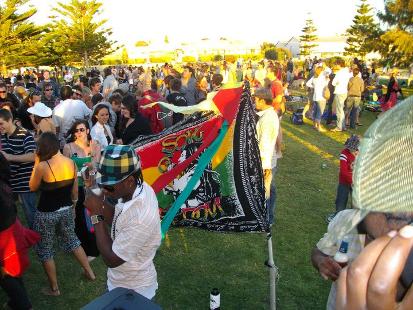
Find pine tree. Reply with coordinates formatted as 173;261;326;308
50;0;116;70
300;18;318;57
0;0;45;75
377;0;413;67
121;48;129;64
345;0;380;58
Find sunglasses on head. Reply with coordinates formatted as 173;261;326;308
75;128;86;133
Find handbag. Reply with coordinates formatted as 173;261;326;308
323;86;331;100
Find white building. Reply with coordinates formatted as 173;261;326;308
275;37;300;58
311;36;347;58
109;38;260;62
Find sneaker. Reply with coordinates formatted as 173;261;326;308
326;213;336;223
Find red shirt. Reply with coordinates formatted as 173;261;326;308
137;90;164;134
339;148;355;185
0;219;40;277
270;79;283;111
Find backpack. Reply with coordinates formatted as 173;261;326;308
291;107;304;125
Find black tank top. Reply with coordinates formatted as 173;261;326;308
37;161;75;212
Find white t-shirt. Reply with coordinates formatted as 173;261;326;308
316;210;365;310
306;75;329;102
256;107;279;169
90;122;113;149
107;182;162;299
332;68;352;95
52;99;91;142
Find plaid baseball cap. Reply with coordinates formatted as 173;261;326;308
96;145;141;186
327;96;413;241
344;134;360;152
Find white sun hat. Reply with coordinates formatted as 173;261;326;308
27;102;52;118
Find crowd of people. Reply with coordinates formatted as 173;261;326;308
0;56;409;309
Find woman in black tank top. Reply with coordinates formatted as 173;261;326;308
29;133;95;296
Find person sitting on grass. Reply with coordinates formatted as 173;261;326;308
327;135;360;223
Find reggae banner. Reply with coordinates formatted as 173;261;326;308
133;84;268;233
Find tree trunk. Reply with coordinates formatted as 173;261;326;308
83;51;89;75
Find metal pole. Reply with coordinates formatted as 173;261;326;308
266;232;277;310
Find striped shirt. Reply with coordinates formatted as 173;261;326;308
107;182;161;299
1;127;36;193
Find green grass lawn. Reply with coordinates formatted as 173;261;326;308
0;105;393;309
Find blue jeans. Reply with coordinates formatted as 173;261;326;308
346;96;361;129
18;192;37;228
266;167;277;225
335;183;351;213
312;100;326;122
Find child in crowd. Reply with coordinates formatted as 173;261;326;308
327;134;360;222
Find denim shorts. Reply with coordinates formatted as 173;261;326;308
33;207;81;262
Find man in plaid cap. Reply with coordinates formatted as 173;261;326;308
84;145;161;300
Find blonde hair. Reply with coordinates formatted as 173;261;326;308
314;66;323;78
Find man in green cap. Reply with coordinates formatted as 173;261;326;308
84;144;161;300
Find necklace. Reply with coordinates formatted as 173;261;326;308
111;185;144;239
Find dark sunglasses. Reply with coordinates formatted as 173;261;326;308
45;89;53;91
98;183;115;192
0;91;6;94
74;128;86;133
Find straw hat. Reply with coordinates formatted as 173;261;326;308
325;96;413;241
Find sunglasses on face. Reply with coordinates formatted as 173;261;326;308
0;91;6;94
45;89;53;92
98;183;115;192
75;128;86;133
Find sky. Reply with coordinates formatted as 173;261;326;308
22;0;385;47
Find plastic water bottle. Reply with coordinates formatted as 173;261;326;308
334;236;350;267
210;288;220;310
